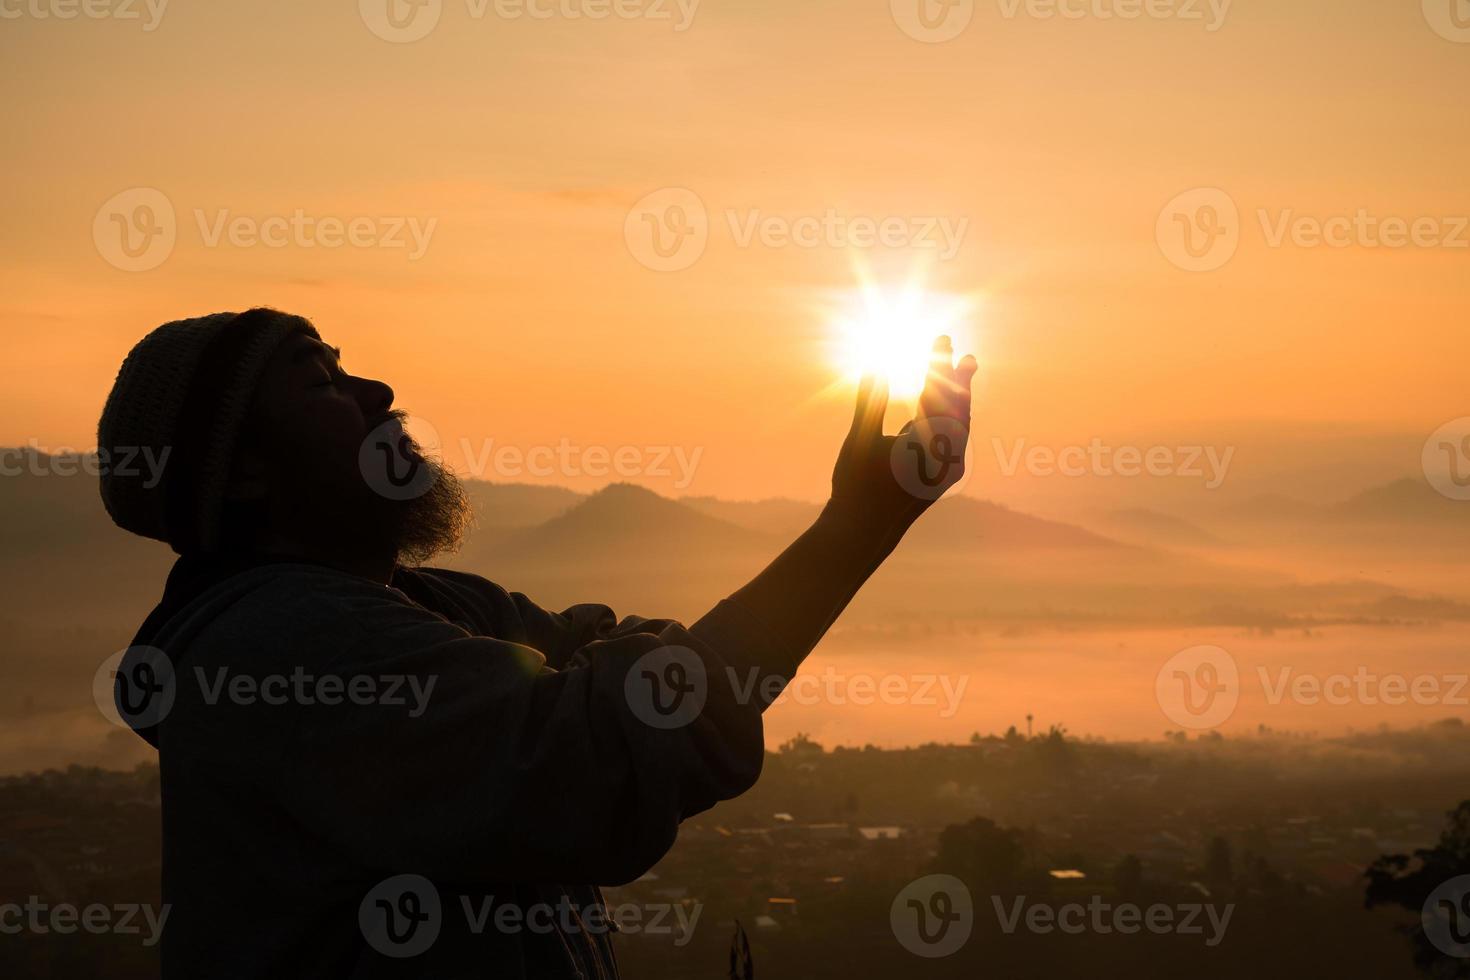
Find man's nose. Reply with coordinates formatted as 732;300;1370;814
354;376;395;419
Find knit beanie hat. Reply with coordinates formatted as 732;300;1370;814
97;308;318;554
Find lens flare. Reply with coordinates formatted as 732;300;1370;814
828;281;975;398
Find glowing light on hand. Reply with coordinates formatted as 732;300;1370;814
827;279;974;399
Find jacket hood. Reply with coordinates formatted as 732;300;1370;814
118;555;302;748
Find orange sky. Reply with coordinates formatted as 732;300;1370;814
4;0;1467;504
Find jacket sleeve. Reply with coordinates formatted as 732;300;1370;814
275;589;793;885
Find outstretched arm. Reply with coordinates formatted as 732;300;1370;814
712;336;978;693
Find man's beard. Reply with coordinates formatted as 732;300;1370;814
385;456;471;566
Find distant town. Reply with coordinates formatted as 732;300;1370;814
5;720;1467;978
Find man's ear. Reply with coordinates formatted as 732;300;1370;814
225;445;270;502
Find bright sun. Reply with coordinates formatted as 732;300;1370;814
828;279;975;399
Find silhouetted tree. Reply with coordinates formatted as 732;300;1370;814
933;816;1029;893
1365;800;1470;977
1034;725;1075;776
779;733;824;756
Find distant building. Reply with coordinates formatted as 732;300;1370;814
858;827;903;841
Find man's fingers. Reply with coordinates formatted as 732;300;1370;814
930;334;954;371
921;343;977;423
849;374;890;441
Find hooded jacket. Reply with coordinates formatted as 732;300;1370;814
119;556;788;978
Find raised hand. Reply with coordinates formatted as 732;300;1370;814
830;335;979;529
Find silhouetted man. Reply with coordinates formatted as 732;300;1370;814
97;307;976;978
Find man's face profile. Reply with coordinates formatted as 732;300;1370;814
231;330;469;566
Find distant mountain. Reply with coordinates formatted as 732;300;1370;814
1222;477;1465;527
682;493;1128;553
1208;478;1469;560
462;482;583;528
0;450;125;551
3;448;1462;637
681;496;820;536
488;483;777;569
1096;508;1222;548
901;496;1125;553
1221;492;1325;524
1329;477;1466;524
0;451;173;623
